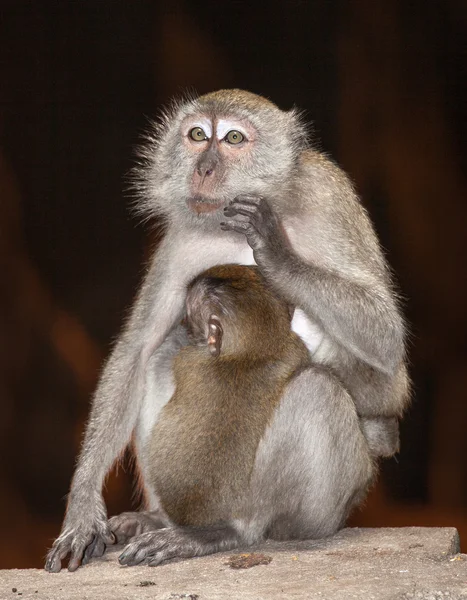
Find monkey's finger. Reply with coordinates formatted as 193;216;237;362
147;551;172;567
231;196;276;223
220;220;254;234
82;535;105;564
68;542;88;572
232;193;263;206
91;537;106;558
220;209;250;221
45;546;68;573
224;203;258;218
221;220;264;250
223;207;261;229
67;554;83;572
82;536;97;565
118;546;147;566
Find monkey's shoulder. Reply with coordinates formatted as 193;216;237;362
296;148;362;211
287;150;388;268
299;148;351;182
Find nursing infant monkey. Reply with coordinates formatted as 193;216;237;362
46;89;409;571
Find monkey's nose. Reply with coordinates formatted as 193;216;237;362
197;166;214;177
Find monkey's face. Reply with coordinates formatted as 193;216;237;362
134;90;307;228
180;115;258;216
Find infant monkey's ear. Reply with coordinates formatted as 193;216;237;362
207;315;223;357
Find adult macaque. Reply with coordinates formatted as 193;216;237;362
45;90;409;572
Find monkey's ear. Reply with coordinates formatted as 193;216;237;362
207;315;223;357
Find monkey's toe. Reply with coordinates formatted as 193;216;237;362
45;549;63;573
118;528;197;567
118;531;163;566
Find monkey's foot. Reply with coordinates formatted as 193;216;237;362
45;522;115;573
118;524;239;567
109;511;169;544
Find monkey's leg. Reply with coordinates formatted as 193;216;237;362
236;366;375;542
109;510;171;544
118;525;240;567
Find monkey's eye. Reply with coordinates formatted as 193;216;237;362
224;130;244;145
189;127;208;142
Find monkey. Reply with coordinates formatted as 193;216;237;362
113;264;313;564
45;89;410;572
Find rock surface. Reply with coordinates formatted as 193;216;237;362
1;528;466;600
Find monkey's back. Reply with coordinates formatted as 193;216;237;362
147;336;309;527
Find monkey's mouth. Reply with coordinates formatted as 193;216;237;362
187;197;225;215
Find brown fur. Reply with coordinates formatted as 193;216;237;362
148;265;309;527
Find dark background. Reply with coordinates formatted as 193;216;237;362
1;0;466;568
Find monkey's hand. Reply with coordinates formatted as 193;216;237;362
221;194;290;267
45;496;115;573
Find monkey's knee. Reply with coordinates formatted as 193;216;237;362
251;367;374;536
360;416;400;458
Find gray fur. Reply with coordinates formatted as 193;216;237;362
109;365;375;564
234;366;375;543
45;89;409;572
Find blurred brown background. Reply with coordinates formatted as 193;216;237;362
0;0;466;568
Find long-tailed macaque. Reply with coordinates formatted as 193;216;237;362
45;89;410;572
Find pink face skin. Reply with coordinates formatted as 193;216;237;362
181;115;257;214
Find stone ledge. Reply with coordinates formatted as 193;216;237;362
1;528;466;600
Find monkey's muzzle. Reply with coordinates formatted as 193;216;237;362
187;197;224;214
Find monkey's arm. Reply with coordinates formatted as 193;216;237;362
222;185;405;378
45;235;187;572
267;254;404;375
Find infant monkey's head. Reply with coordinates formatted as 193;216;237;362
185;264;294;361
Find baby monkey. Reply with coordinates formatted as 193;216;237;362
148;264;310;529
112;265;331;566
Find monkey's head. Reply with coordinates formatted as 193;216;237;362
134;90;308;229
185;264;294;361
